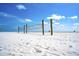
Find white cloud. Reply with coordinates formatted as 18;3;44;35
53;20;55;23
16;5;26;10
69;16;78;19
74;23;79;26
0;12;8;17
47;14;78;21
0;12;18;18
25;19;32;22
47;14;65;21
54;22;60;25
0;12;8;16
20;19;32;23
0;12;32;23
44;21;48;25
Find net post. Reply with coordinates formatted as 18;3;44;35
26;24;27;34
50;19;53;35
42;19;44;35
17;26;19;33
23;25;25;34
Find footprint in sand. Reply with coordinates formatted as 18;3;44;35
0;47;3;51
34;48;42;53
69;45;72;48
26;42;29;45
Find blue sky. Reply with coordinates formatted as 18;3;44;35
0;3;79;32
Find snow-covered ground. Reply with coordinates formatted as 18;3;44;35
0;32;79;56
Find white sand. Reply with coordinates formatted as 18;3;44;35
0;32;79;56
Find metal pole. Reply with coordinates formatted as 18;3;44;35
50;19;53;35
42;20;44;35
26;24;27;34
24;25;25;33
18;26;19;33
